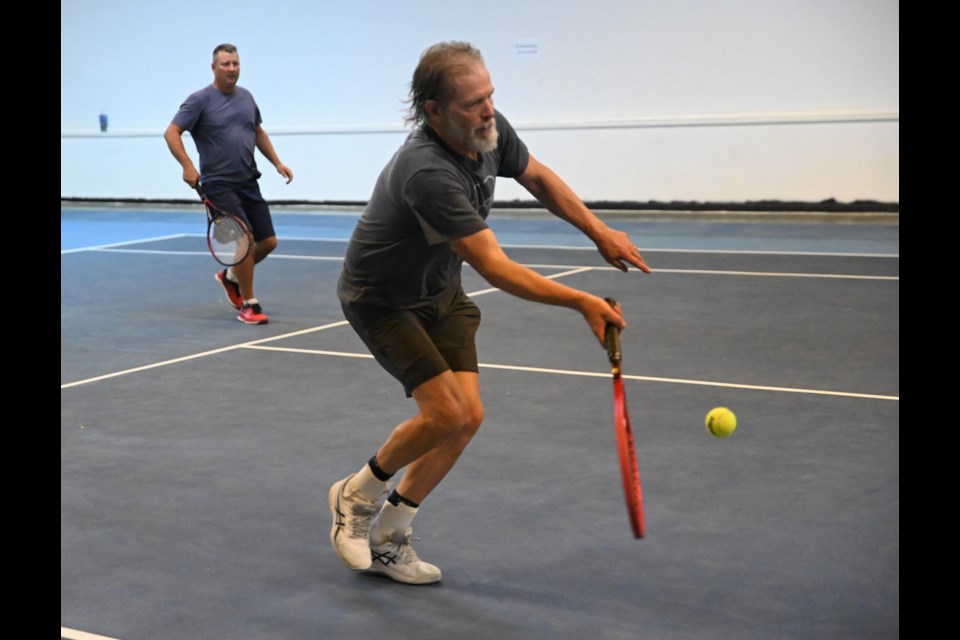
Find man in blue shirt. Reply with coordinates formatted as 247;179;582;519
164;43;293;325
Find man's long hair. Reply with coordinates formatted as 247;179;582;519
405;41;484;127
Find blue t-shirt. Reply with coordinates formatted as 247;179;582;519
339;110;530;308
171;85;263;184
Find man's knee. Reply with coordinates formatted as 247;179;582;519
461;401;483;438
257;236;278;253
416;388;481;441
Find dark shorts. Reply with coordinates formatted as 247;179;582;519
341;286;481;397
202;180;275;242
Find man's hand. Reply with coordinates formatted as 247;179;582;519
181;166;201;189
594;227;652;273
276;163;294;184
514;156;651;273
580;293;626;345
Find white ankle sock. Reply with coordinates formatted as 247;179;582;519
345;463;387;502
371;501;417;543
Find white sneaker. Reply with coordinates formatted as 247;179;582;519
369;528;442;585
329;475;379;571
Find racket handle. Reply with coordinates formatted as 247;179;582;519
196;184;206;200
604;297;621;363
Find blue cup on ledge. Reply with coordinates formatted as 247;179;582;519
99;113;108;132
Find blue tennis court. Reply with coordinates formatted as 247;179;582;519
61;205;898;640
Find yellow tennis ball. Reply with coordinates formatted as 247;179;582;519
705;407;737;438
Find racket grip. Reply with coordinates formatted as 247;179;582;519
604;297;621;363
196;184;206;200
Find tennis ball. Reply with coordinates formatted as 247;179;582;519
705;407;737;438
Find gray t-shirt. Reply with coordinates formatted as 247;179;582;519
339;111;530;308
171;85;263;184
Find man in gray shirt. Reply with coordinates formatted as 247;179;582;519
164;43;293;325
330;41;650;585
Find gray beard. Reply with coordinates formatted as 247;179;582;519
446;117;499;155
473;122;499;154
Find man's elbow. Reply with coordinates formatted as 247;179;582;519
163;125;179;143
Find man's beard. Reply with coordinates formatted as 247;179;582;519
444;115;499;154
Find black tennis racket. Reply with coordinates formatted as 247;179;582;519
196;185;251;267
604;297;646;539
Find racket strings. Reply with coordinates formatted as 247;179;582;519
209;216;250;261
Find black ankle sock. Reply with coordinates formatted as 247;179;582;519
368;455;393;482
387;490;420;509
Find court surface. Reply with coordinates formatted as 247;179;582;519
61;204;899;640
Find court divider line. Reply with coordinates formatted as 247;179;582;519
61;234;191;254
502;245;899;258
59;269;556;390
609;267;898;281
96;248;349;261
516;264;898;280
60;320;349;390
60;264;895;393
242;345;897;402
86;240;900;260
87;248;899;280
61;627;121;640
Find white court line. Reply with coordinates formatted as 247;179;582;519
95;248;210;257
61;628;121;640
249;345;375;359
486;263;897;281
86;244;899;260
60;234;190;255
640;247;899;258
267;235;351;242
245;345;898;401
83;248;898;280
140;236;896;259
61;272;528;390
60;320;349;390
59;270;560;389
96;248;346;262
468;266;594;296
63;231;898;259
652;268;898;281
496;243;898;258
60;261;896;389
61;276;529;389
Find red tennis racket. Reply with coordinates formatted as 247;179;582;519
196;185;251;267
604;297;646;539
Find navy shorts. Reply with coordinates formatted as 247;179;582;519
202;180;275;242
341;286;481;397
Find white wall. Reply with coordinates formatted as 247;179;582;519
61;0;899;203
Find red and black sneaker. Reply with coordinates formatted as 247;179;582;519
215;270;243;310
238;302;269;325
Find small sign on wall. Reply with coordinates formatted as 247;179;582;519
513;39;540;60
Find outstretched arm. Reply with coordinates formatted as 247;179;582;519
163;123;200;189
515;154;651;273
254;126;293;183
450;228;624;344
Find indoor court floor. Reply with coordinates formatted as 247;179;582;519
61;203;899;640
